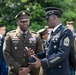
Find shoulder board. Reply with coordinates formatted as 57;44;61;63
31;31;37;34
8;30;16;33
29;30;37;34
6;30;16;36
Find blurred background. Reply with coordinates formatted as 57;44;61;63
0;0;76;32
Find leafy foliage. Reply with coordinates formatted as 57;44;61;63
0;0;76;32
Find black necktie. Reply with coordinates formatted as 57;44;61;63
22;33;26;40
51;31;53;36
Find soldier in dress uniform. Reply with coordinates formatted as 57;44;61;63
37;26;53;51
28;7;74;75
37;28;49;75
66;21;76;53
37;28;49;51
3;10;42;75
66;21;75;32
66;21;76;75
0;23;8;75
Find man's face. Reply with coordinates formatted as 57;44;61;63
17;16;30;32
42;33;49;40
46;14;55;28
0;26;6;35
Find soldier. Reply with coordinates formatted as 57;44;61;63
0;23;8;75
3;10;42;75
66;21;75;33
37;28;49;75
37;28;49;51
66;21;76;75
28;7;73;75
66;21;76;54
37;26;53;50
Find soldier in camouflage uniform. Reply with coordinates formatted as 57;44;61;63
3;10;42;75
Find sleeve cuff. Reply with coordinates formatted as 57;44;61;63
12;62;21;73
28;65;38;73
41;58;50;69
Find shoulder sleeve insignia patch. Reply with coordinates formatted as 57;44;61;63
63;37;70;46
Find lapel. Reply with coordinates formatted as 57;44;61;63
49;25;63;43
24;30;31;44
53;25;63;36
15;27;24;42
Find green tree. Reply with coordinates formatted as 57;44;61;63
0;0;76;32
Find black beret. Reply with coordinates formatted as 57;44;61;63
45;7;63;18
15;10;30;20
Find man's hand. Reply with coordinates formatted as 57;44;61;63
30;55;41;68
25;47;35;56
18;67;31;75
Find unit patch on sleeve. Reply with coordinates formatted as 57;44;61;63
63;37;70;46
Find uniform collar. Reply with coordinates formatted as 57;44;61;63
20;29;28;35
53;23;62;32
0;34;3;38
16;26;28;35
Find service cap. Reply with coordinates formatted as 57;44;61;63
66;21;74;25
15;10;30;21
37;28;48;36
45;7;63;18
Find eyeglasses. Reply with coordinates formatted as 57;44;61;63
46;12;54;20
46;15;53;20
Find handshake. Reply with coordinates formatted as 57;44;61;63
28;55;36;63
25;47;42;68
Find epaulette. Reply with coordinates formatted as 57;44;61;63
29;30;37;34
8;30;16;33
6;30;16;36
31;31;37;34
29;30;38;37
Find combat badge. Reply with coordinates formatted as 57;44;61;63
63;37;70;46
